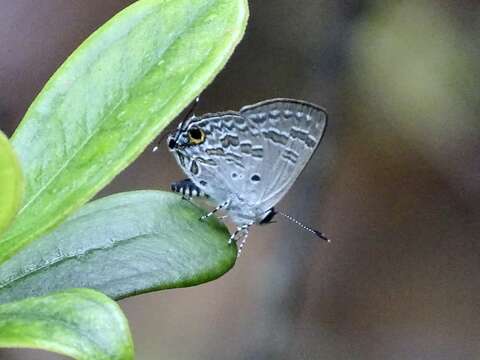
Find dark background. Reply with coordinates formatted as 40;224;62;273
1;1;480;359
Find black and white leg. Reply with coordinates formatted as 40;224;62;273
170;178;208;200
200;200;230;221
229;222;254;257
236;231;250;256
229;222;253;244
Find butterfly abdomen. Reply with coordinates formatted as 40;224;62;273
171;178;208;198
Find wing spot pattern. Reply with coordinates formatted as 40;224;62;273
195;156;217;166
240;142;252;154
251;146;264;159
251;174;261;182
261;128;289;145
282;149;299;164
296;111;306;119
190;160;199;175
290;127;317;148
250;113;268;124
269;110;281;117
220;134;240;148
239;142;264;159
205;147;225;156
178;152;186;167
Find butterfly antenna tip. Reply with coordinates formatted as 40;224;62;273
277;211;330;242
314;230;331;242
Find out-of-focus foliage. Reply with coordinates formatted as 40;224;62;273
351;1;480;162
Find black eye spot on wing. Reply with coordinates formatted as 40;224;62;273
189;127;202;140
187;127;205;145
232;172;238;179
251;174;261;182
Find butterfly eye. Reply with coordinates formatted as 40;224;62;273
187;127;205;145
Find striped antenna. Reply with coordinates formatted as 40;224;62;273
277;211;330;242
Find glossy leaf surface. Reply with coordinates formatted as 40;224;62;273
0;191;236;303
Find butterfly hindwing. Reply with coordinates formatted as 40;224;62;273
239;99;327;211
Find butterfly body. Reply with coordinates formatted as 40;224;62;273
167;98;328;252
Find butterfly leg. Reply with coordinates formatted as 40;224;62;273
228;222;253;245
236;229;251;257
200;200;230;221
171;179;208;201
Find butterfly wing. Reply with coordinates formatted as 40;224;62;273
239;99;327;211
171;99;327;224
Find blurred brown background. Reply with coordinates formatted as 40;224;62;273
1;0;480;359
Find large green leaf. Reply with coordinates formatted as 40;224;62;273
0;131;23;237
0;0;248;264
0;288;134;360
0;191;236;304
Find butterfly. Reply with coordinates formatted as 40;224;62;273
165;98;329;255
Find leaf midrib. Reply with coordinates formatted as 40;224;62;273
0;231;158;290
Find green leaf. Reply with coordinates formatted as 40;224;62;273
0;0;248;264
0;131;23;236
0;288;134;360
0;191;236;303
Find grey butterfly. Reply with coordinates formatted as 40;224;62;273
166;98;329;254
